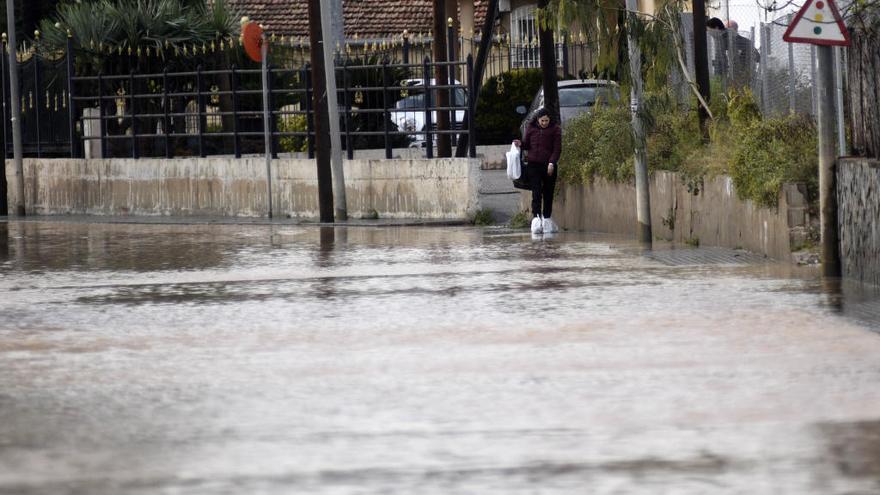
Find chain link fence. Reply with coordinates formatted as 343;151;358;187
759;13;818;116
669;9;832;120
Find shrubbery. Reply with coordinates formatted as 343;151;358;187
557;88;819;208
279;115;309;153
475;69;543;144
558;105;634;184
729;113;817;208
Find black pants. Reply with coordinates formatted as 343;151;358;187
527;161;557;218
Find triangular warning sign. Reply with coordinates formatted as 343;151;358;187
783;0;851;46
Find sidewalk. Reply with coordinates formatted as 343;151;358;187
479;168;522;224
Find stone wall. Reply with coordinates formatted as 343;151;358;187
522;171;810;261
6;157;481;220
837;158;880;285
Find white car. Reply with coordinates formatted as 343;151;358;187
389;78;467;148
517;79;620;138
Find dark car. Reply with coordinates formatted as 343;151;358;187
517;79;620;137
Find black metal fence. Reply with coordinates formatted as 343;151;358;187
1;48;73;157
4;39;476;160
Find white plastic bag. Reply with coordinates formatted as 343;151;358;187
506;143;521;180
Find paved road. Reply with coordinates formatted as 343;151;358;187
1;220;879;494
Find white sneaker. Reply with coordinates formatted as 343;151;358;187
543;217;558;233
530;216;543;234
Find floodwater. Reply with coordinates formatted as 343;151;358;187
1;220;879;494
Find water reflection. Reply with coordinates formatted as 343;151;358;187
2;220;880;494
0;222;8;260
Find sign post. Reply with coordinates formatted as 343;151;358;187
783;0;850;277
243;22;275;219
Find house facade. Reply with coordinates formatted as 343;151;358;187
227;0;597;77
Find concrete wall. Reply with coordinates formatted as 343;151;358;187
7;157;481;220
838;158;880;285
522;171;810;261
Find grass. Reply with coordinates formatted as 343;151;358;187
508;210;531;229
471;209;495;226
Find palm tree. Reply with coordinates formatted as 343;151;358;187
35;0;242;156
1;0;60;46
37;0;240;73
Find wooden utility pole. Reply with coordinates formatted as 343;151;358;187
625;0;652;243
433;0;451;157
307;0;335;222
454;0;498;158
536;0;559;121
5;0;25;216
692;0;710;136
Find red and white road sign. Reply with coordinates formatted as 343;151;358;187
783;0;851;46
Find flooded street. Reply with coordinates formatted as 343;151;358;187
1;219;879;494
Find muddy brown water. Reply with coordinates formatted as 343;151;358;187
1;220;879;494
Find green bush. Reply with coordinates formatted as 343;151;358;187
475;69;543;144
727;88;762;131
644;92;702;174
471;208;495;226
730;113;817;208
556;86;818;209
508;210;531;229
558;104;634;184
278;115;308;153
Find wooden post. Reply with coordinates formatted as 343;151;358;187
308;0;335;222
692;0;710;136
433;0;451;157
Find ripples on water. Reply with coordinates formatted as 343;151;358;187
1;221;879;494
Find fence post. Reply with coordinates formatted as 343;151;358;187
267;64;278;158
342;61;353;160
34;53;42;158
197;65;206;158
447;19;456;147
760;24;770;114
562;33;570;76
163;68;171;158
727;27;736;89
382;58;391;159
422;56;433;158
98;73;107;158
230;64;241;158
467;54;475;158
303;63;315;159
403;33;410;65
129;70;138;159
65;34;78;158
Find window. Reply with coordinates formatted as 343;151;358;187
510;4;562;69
510;5;540;68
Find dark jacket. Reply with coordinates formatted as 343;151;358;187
521;121;562;165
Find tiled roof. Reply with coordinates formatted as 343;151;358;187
225;0;488;39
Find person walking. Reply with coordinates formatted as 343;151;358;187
513;108;561;235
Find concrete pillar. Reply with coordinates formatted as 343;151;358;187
460;0;475;60
82;108;102;159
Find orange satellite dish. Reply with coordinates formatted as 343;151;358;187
242;22;265;62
